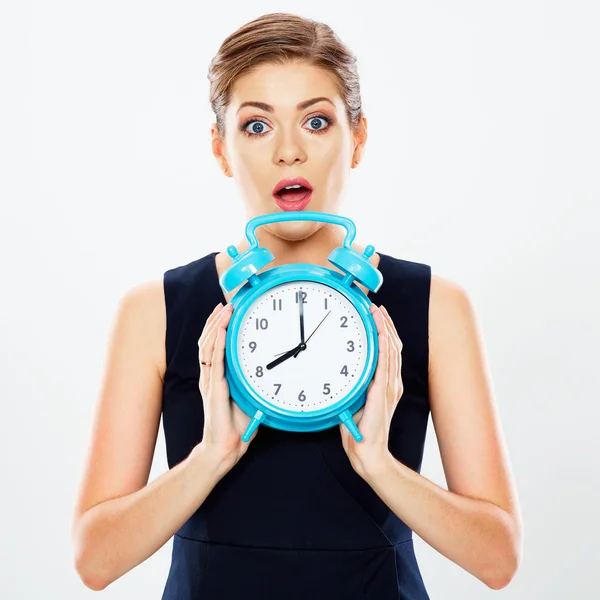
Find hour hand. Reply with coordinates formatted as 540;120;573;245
266;343;302;370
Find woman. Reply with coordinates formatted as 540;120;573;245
71;12;523;599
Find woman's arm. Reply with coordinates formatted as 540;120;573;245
73;443;227;591
361;275;523;590
70;282;229;591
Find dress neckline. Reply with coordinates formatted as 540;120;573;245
210;250;386;305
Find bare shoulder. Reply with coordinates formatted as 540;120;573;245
119;279;167;381
429;272;471;310
427;273;473;373
71;279;167;525
428;271;487;423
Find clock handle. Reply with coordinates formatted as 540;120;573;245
339;409;363;442
220;210;382;293
244;211;357;250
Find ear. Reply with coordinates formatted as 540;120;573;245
351;114;368;168
211;123;232;177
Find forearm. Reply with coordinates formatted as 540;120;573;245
72;444;229;591
363;453;521;590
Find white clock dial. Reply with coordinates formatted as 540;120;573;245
236;280;368;412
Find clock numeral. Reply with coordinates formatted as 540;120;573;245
249;341;257;353
340;316;348;328
272;298;282;311
295;291;307;304
274;383;281;396
347;340;355;352
298;390;306;402
256;317;269;330
340;365;348;376
324;298;328;309
323;383;331;395
256;366;264;377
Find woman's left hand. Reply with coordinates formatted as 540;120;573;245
339;303;404;478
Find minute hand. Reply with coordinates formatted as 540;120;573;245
299;294;305;344
292;309;331;358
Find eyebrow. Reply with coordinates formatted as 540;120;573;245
235;96;335;115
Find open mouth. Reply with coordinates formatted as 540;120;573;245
272;177;314;210
274;186;312;202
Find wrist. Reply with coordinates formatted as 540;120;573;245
358;449;395;483
188;442;236;480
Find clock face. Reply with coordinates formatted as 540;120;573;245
235;280;369;412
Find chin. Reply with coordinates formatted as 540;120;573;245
265;219;324;241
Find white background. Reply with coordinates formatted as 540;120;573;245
1;1;599;598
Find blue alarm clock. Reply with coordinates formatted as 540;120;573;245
219;211;383;443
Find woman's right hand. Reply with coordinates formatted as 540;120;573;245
196;302;257;473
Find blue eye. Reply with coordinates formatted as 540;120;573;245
239;114;333;138
306;116;329;132
244;120;272;136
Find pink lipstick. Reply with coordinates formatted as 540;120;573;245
272;177;313;211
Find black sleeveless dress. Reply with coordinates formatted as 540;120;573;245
160;250;431;599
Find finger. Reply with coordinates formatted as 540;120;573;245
205;305;234;413
199;303;231;364
380;304;402;355
380;305;402;397
198;302;224;347
206;301;225;328
198;303;224;358
205;304;230;344
384;312;390;390
210;304;233;383
378;306;395;359
199;304;231;388
371;306;388;389
379;306;397;401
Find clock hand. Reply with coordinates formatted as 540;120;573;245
299;294;305;344
270;298;312;362
273;310;331;359
266;341;304;370
273;347;304;357
292;293;306;360
291;309;332;358
304;310;331;344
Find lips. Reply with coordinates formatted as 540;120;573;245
272;176;313;196
272;176;314;212
273;189;313;211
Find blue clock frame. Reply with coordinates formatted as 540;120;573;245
219;211;383;442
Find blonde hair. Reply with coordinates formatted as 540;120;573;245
207;12;363;137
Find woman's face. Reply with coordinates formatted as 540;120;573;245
212;60;367;241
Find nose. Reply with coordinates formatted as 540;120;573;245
274;128;308;165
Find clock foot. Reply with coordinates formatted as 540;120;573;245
242;409;265;442
339;409;363;442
